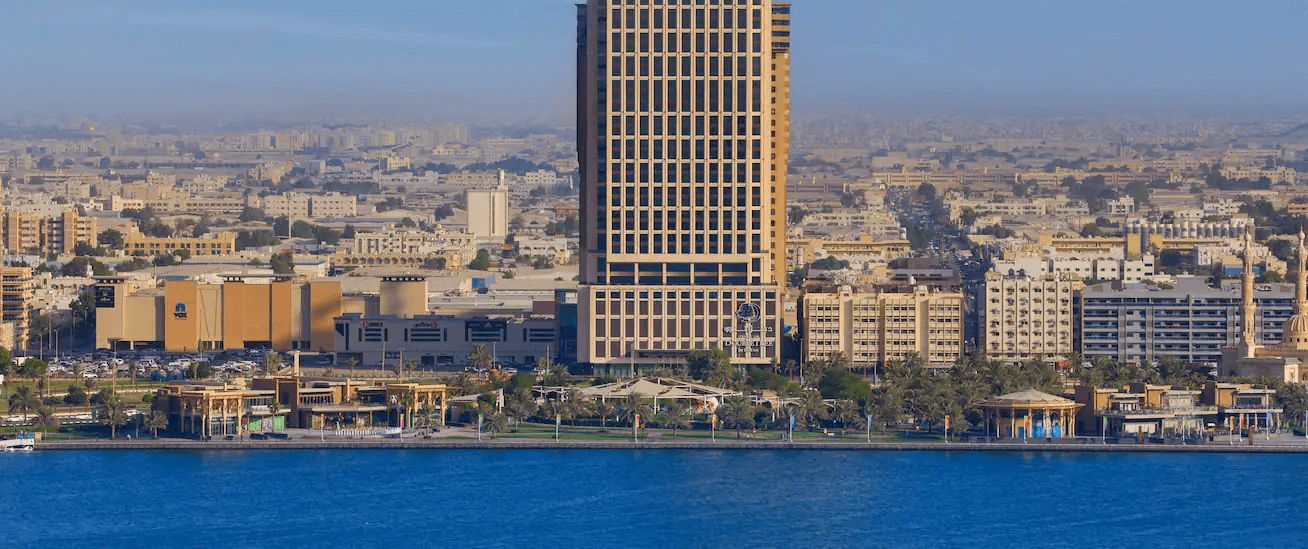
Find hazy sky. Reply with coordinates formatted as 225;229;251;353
4;0;1307;124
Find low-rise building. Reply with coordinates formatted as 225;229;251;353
123;232;237;257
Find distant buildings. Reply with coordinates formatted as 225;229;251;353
0;209;97;257
256;192;357;219
466;187;509;239
123;232;237;257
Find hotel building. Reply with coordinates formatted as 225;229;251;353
575;0;791;373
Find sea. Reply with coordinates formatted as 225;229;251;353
3;449;1307;548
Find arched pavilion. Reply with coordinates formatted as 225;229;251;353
980;389;1083;439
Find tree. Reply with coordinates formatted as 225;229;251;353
716;395;756;438
620;394;647;427
467;344;494;371
661;400;692;437
35;406;60;434
8;386;39;421
64;384;89;405
239;207;266;222
468;249;491;271
819;369;872;402
146;409;168;438
152;254;177;267
686;349;734;385
344;357;358;379
832;399;860;436
505;388;538;429
423;257;447;270
593;399;616;431
484;411;508;438
269;252;295;274
434;204;455;220
794;389;828;430
99;397;129;439
263;352;282;374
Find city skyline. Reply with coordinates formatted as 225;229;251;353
6;1;1308;123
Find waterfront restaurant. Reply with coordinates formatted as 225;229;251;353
155;376;450;436
979;389;1082;439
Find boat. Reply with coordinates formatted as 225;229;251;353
1;433;36;452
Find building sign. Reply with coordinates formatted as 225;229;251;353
173;303;188;319
95;285;115;308
722;302;773;353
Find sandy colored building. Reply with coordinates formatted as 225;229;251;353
0;209;96;256
801;279;964;371
575;1;791;371
123;231;236;257
981;270;1082;363
94;275;343;352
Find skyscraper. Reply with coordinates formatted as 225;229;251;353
576;0;791;375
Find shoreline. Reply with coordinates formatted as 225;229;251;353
29;439;1308;453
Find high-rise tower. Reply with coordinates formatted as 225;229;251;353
576;0;791;375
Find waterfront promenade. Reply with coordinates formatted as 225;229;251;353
37;436;1308;453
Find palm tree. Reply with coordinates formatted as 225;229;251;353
593;399;616;431
661;401;692;437
35;406;60;434
468;344;494;372
268;398;282;432
620;394;647;427
344;357;359;379
505;388;538;429
833;399;859;437
795;390;829;431
99;398;129;439
716;395;756;438
263;352;282;374
485;412;508;438
146;409;168;438
566;388;588;426
7;385;39;422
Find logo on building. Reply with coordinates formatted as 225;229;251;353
173;303;187;319
735;302;761;324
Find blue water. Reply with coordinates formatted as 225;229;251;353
4;450;1307;547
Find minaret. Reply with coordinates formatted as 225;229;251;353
1296;230;1307;316
1241;232;1257;357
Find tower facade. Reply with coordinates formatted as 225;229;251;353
576;0;791;373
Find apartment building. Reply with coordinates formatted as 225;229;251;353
0;266;33;349
0;209;97;256
257;192;357;218
981;270;1083;362
575;1;792;371
801;279;964;371
1081;277;1292;366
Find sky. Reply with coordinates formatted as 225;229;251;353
3;0;1307;124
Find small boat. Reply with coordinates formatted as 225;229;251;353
1;433;36;452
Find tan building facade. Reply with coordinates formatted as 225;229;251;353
576;0;791;371
94;276;342;352
981;270;1083;363
801;282;964;371
0;266;33;349
0;209;96;256
123;232;237;257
